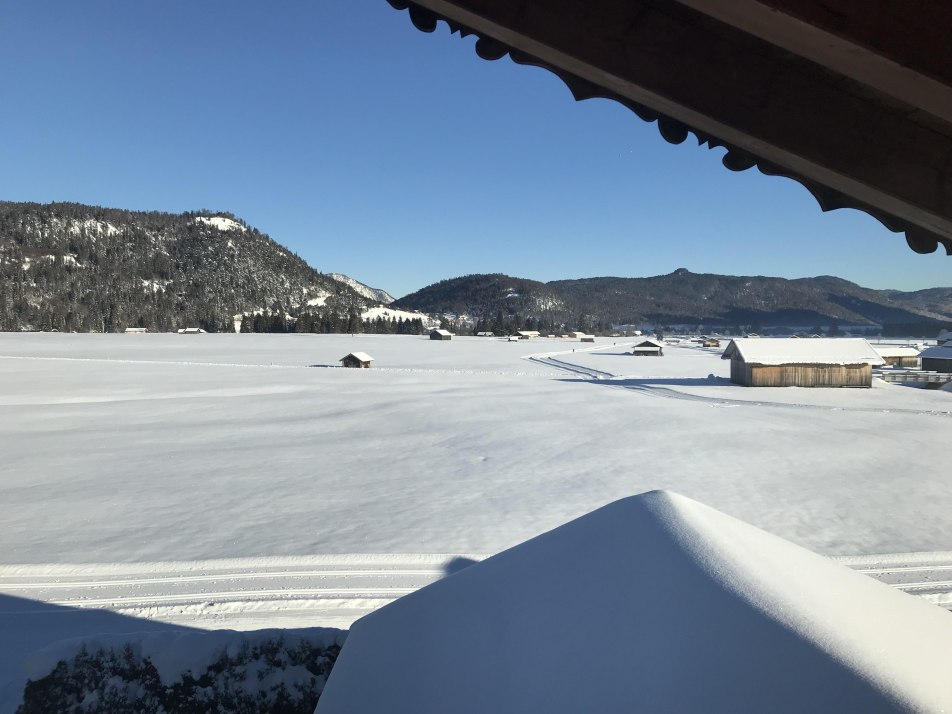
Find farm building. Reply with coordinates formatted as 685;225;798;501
124;327;147;334
632;339;664;357
702;338;721;348
580;335;595;343
475;332;494;337
722;338;884;387
872;346;920;368
429;329;453;341
516;330;540;339
339;352;374;369
176;327;206;335
919;344;952;373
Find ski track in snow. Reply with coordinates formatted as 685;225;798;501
1;553;950;633
526;347;952;418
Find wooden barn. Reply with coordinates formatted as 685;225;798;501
429;329;453;341
702;338;721;348
872;346;920;368
722;338;884;388
919;344;952;373
340;352;374;369
632;339;664;357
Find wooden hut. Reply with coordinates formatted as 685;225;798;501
430;329;453;341
721;338;884;387
632;339;664;357
872;346;920;368
702;338;721;348
340;352;374;369
580;335;595;343
919;344;952;373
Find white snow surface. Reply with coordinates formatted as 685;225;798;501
723;337;885;365
193;215;246;232
360;305;432;324
0;333;949;562
318;490;952;713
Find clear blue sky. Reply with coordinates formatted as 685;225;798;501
2;1;948;298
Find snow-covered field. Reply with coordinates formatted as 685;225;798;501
1;333;951;710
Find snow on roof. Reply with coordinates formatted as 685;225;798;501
318;491;952;713
722;338;884;366
341;352;373;363
633;338;664;348
431;329;453;336
872;346;920;358
919;345;952;360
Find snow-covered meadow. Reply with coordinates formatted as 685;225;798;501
1;332;951;710
1;332;949;562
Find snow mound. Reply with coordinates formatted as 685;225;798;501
318;490;952;713
194;216;246;232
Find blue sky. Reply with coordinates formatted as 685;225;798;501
1;0;948;297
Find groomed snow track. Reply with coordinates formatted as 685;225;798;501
1;553;950;634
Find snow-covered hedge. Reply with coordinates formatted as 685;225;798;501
17;628;345;714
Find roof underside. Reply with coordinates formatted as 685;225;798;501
387;0;952;257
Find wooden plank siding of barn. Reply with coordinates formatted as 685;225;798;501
731;361;872;387
922;357;952;373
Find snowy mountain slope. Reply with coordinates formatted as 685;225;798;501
329;273;394;305
0;201;377;332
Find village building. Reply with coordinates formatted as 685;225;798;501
176;327;207;335
919;344;952;373
722;338;884;388
475;331;494;337
632;339;664;357
339;352;374;369
516;330;540;339
124;327;147;334
872;346;921;368
580;335;595;343
429;329;453;341
702;338;721;348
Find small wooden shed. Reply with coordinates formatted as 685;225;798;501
632;339;664;357
430;329;453;341
722;338;884;387
340;351;374;368
580;335;595;343
872;346;920;368
702;338;721;348
919;344;952;373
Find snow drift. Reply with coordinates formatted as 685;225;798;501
317;490;952;713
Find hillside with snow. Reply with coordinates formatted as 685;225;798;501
329;273;395;305
0;201;377;333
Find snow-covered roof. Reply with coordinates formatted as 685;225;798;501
633;338;664;349
919;345;952;360
872;346;920;358
722;338;884;366
318;491;952;713
431;329;453;336
340;352;373;363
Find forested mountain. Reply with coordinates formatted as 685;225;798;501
395;269;952;334
0;202;379;332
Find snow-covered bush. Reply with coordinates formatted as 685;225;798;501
17;629;344;714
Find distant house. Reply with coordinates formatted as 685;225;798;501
177;327;207;335
919;344;952;373
872;346;920;368
722;338;884;387
516;330;540;339
430;329;453;341
476;331;494;337
340;352;374;369
580;335;595;343
632;339;664;357
124;327;147;334
702;338;721;348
